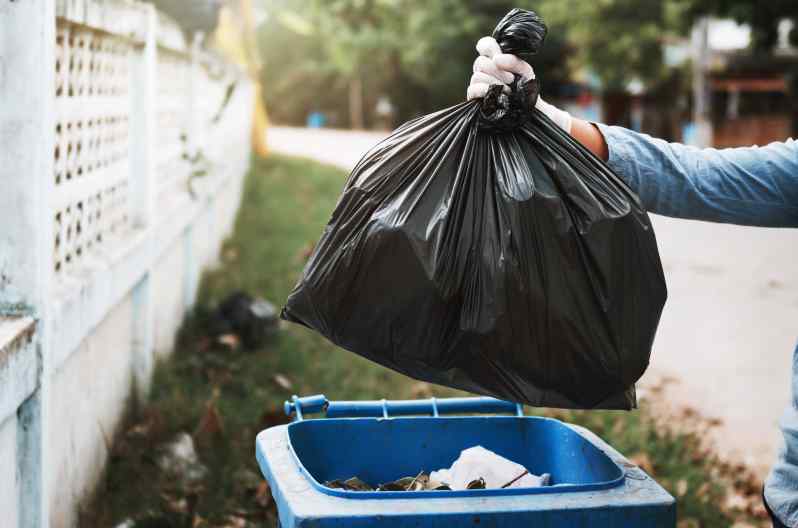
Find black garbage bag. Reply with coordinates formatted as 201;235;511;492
282;9;667;410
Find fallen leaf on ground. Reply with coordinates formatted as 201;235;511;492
750;500;768;519
767;279;784;290
696;482;711;500
161;493;188;514
676;479;688;497
220;515;247;528
272;373;293;390
611;417;625;436
196;394;224;439
126;422;150;438
629;453;655;476
724;492;751;512
218;334;240;350
295;242;315;262
410;382;433;398
255;481;272;509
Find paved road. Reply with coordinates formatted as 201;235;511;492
269;126;798;476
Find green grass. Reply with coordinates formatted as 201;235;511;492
85;154;765;527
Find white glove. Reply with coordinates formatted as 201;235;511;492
467;37;573;134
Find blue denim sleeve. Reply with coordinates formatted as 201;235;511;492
595;124;798;228
594;125;798;525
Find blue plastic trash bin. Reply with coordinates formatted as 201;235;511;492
255;395;676;527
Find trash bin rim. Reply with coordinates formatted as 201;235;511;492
285;415;627;500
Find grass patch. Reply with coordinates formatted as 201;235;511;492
85;154;766;527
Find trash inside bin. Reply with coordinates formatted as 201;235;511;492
256;395;676;527
322;445;552;493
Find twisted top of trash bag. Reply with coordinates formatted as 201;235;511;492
492;9;547;59
479;9;547;132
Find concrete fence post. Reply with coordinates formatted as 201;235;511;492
130;4;157;231
183;32;205;313
0;1;56;526
129;3;157;403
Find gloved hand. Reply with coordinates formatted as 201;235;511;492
467;37;573;134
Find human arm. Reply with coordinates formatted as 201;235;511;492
596;125;798;227
468;38;798;227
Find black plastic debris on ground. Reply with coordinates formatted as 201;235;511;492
211;291;279;349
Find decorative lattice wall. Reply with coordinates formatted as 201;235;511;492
1;2;253;525
53;24;133;275
50;13;244;278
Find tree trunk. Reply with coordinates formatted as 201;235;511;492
349;75;364;130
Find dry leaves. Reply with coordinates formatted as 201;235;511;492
196;390;224;440
295;241;316;263
410;382;433;399
695;482;712;502
676;479;688;497
217;333;241;350
223;247;239;263
629;453;655;476
255;481;273;509
272;373;293;391
220;515;247;528
161;493;188;514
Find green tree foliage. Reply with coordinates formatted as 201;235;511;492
532;0;692;92
256;0;797;128
257;0;572;127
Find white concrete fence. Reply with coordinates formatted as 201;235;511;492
0;1;254;526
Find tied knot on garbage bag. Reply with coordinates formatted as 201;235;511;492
479;9;545;132
281;9;667;410
478;78;539;133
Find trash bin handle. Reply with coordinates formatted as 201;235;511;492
284;394;524;421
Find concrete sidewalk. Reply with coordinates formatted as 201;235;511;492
268;125;798;476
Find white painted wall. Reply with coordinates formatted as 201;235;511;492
0;416;19;528
0;0;254;526
152;238;189;357
49;297;134;528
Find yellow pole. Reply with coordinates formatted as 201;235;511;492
214;0;270;157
